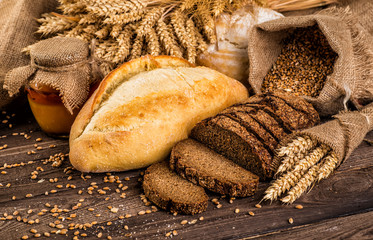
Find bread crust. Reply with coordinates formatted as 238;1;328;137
69;56;248;172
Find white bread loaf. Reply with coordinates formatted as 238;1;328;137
69;56;248;172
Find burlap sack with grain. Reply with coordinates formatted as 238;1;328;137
247;4;373;116
0;0;58;109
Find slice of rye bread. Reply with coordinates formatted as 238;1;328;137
170;139;259;197
143;161;208;215
191;115;273;180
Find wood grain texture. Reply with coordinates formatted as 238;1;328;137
0;109;372;239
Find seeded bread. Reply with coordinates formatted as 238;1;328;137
170;139;259;197
143;161;208;215
191;92;319;180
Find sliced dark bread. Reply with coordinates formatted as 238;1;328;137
143;161;208;215
250;109;288;141
191;115;273;180
170;139;259;197
191;92;319;180
221;111;278;153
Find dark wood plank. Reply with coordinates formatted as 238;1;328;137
244;210;373;240
0;110;372;239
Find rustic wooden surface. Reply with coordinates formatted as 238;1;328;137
0;106;372;240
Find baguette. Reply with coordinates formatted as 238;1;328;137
69;56;248;172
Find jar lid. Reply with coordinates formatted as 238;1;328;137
30;37;89;68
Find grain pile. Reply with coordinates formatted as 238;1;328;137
261;25;338;97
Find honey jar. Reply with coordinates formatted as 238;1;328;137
5;37;103;138
26;82;99;138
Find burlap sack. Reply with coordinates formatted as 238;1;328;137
272;102;373;171
0;0;58;109
248;4;373;116
4;37;103;113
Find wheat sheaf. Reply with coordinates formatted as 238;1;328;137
37;0;337;74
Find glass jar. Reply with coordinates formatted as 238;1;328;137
26;82;79;138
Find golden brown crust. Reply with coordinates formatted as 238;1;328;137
69;56;248;172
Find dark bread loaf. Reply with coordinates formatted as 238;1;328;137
143;161;208;215
191;92;319;180
170;139;259;197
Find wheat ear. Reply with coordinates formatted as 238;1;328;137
58;2;86;15
281;165;319;204
185;18;197;63
129;35;144;61
263;170;303;201
276;136;317;174
317;152;339;181
137;7;164;37
292;144;329;173
156;18;183;58
146;28;161;56
113;24;133;64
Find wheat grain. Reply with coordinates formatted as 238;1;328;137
95;25;110;39
84;0;136;17
156;18;183;58
64;25;85;38
281;165;319;203
317;152;338;181
194;9;216;44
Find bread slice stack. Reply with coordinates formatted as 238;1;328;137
191;91;320;180
143;91;320;214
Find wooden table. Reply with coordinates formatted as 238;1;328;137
0;106;372;240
